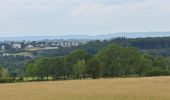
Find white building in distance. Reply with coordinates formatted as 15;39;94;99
12;44;22;49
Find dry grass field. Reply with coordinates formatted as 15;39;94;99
0;76;170;100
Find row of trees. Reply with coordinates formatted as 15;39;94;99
24;44;170;80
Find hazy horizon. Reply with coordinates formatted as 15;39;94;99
0;31;170;38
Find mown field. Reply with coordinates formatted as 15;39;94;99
0;76;170;100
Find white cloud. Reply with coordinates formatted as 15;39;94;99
71;0;170;16
0;0;71;22
71;3;121;16
0;0;170;35
1;0;170;20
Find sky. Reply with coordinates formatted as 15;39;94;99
0;0;170;37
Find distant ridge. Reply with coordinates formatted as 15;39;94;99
0;32;170;41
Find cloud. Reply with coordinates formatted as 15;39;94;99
71;0;170;16
71;3;121;16
1;0;170;20
0;0;71;22
0;0;170;35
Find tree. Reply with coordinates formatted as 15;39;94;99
97;44;146;77
120;47;142;75
64;49;92;78
24;60;37;80
35;58;51;80
73;59;86;79
10;70;17;81
87;58;102;79
97;44;123;77
135;55;153;76
49;57;64;80
0;68;10;81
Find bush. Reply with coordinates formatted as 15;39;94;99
144;67;170;76
0;79;12;83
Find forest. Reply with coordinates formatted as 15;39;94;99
1;42;170;82
39;37;170;57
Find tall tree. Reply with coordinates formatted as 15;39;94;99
49;57;64;80
35;58;51;80
87;58;102;79
97;44;144;77
0;68;10;81
73;59;86;79
24;60;37;80
65;49;91;78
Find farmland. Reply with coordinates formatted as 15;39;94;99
0;76;170;100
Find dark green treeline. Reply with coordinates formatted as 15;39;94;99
24;44;170;80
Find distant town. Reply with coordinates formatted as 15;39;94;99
1;31;170;57
0;39;90;56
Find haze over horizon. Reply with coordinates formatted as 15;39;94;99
0;0;170;37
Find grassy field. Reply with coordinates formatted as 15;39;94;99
6;52;33;57
0;76;170;100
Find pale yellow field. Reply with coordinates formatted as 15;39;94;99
0;76;170;100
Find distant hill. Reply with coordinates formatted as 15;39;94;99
0;32;170;41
